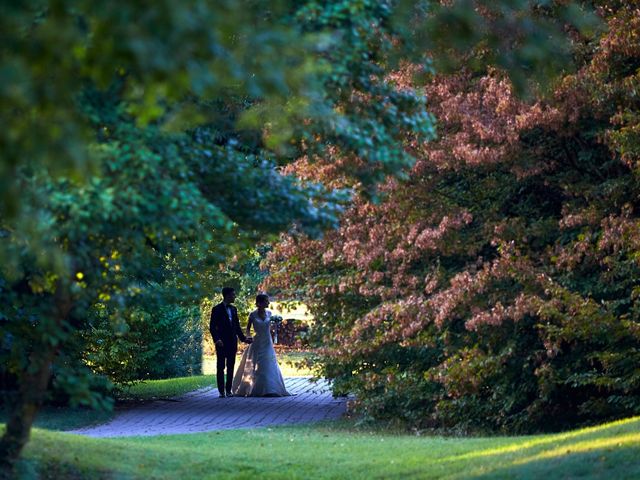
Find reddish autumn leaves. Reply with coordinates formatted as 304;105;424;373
265;4;640;432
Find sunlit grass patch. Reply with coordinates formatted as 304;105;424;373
9;416;639;479
116;374;216;402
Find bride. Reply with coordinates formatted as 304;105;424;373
231;293;291;397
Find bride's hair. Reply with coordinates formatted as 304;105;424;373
256;293;269;303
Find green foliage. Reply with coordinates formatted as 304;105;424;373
84;306;202;385
0;6;350;459
0;0;322;216
398;0;602;95
291;0;437;192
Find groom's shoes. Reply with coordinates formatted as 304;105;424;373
226;392;234;397
218;392;225;398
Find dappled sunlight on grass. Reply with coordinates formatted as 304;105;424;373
511;431;640;465
117;375;216;402
437;416;640;465
15;416;639;479
443;417;640;479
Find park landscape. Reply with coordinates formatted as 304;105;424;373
2;0;640;478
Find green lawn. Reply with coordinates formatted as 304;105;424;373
116;374;217;402
6;416;639;479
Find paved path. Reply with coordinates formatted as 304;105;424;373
70;377;347;437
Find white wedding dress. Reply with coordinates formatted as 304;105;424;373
231;310;291;397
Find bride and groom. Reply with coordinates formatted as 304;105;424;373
209;287;290;398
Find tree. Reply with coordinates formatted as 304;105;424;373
265;2;640;433
0;0;435;470
0;0;600;470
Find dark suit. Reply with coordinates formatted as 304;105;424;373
209;302;247;394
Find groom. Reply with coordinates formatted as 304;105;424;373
209;287;252;398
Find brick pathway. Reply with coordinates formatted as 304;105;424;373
70;377;347;437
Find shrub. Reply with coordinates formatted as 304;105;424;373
83;306;202;385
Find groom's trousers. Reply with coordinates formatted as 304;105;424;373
215;344;236;394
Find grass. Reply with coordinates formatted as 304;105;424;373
7;416;640;479
116;374;217;402
0;406;114;432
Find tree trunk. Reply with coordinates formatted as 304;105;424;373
0;285;71;476
0;346;56;476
